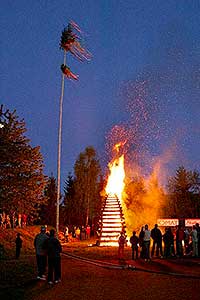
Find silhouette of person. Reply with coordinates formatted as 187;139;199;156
15;233;22;259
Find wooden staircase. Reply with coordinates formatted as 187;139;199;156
99;194;126;246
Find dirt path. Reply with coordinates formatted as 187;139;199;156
24;256;200;300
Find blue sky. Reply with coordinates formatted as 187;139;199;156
1;0;200;188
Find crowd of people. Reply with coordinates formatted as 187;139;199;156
9;221;200;282
60;224;94;243
127;223;200;261
0;212;29;229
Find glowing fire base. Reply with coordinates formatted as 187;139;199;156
98;194;126;247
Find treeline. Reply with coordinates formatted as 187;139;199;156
164;166;200;218
40;146;104;228
0;105;46;223
0;105;199;230
124;167;200;229
0;105;104;228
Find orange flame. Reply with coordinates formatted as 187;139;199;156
105;143;126;202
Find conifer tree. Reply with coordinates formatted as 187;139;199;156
0;105;46;217
167;166;200;218
74;146;102;226
40;174;57;226
61;172;76;225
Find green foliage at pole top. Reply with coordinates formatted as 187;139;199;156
60;23;76;49
0;105;47;217
60;21;92;62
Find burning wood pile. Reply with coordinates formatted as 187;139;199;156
98;142;127;246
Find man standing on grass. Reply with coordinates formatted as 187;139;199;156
46;229;62;285
15;233;22;259
34;226;48;280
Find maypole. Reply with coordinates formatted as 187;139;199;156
56;21;91;235
56;50;66;235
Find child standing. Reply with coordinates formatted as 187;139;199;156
15;233;22;259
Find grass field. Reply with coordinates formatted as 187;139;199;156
0;226;42;289
0;225;132;290
0;226;41;258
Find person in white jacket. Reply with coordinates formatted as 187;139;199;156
143;224;151;261
190;225;198;257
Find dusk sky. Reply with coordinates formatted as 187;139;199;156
1;1;200;189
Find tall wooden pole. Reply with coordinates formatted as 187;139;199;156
56;50;66;235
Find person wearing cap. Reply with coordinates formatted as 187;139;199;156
34;226;49;280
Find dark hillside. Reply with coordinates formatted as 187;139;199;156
0;226;44;258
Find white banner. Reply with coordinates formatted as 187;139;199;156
185;219;200;227
157;218;179;227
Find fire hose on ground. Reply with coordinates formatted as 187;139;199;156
62;251;200;279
